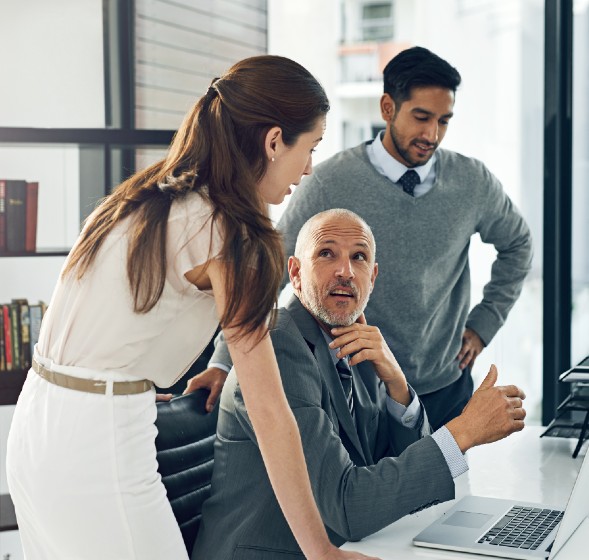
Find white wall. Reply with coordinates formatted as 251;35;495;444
0;0;104;128
268;0;343;163
267;0;344;222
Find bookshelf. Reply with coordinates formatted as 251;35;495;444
0;0;177;537
0;126;175;406
0;248;70;258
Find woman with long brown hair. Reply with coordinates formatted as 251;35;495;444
6;56;377;559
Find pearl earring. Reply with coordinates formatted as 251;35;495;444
271;157;275;162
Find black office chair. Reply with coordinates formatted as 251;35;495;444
155;390;219;554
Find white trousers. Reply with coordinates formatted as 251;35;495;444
6;367;189;560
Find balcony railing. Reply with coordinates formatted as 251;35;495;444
338;41;411;83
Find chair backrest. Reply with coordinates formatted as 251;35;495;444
155;390;218;554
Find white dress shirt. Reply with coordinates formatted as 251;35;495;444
367;131;437;197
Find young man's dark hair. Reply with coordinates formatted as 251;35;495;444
383;46;462;106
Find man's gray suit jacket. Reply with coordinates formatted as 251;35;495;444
192;296;455;559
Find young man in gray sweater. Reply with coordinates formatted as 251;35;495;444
188;46;533;430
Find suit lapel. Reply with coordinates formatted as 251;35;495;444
285;297;367;464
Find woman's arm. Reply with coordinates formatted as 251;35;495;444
203;259;379;560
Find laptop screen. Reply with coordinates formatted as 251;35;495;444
549;447;589;558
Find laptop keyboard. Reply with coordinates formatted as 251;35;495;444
477;506;564;550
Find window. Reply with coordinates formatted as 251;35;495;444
361;1;394;41
572;0;589;365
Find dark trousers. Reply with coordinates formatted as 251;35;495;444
419;368;474;431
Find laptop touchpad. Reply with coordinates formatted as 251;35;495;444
442;511;493;529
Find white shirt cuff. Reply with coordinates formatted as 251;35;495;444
385;385;422;429
208;362;231;374
431;426;469;479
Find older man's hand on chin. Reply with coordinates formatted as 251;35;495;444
328;313;411;406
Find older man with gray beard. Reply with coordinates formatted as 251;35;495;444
192;209;526;559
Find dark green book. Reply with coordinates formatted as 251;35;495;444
9;303;21;370
29;303;44;359
13;299;31;370
5;179;27;252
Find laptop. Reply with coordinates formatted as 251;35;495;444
413;444;589;559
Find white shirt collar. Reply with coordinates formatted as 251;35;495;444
320;329;350;369
370;131;436;184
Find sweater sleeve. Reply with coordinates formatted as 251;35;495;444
466;166;533;344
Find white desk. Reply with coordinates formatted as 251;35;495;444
341;426;587;559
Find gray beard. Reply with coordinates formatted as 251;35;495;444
300;284;365;328
307;300;361;328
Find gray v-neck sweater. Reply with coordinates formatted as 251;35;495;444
276;142;533;394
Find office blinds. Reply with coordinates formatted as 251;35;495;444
135;0;267;130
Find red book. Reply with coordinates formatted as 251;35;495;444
0;179;6;251
25;181;39;252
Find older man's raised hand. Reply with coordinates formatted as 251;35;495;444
445;365;526;453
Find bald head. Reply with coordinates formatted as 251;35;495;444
289;209;378;329
294;209;376;262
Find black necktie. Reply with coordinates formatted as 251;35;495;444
398;170;420;196
336;359;354;416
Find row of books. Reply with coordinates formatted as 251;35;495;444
0;179;39;253
1;299;46;372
